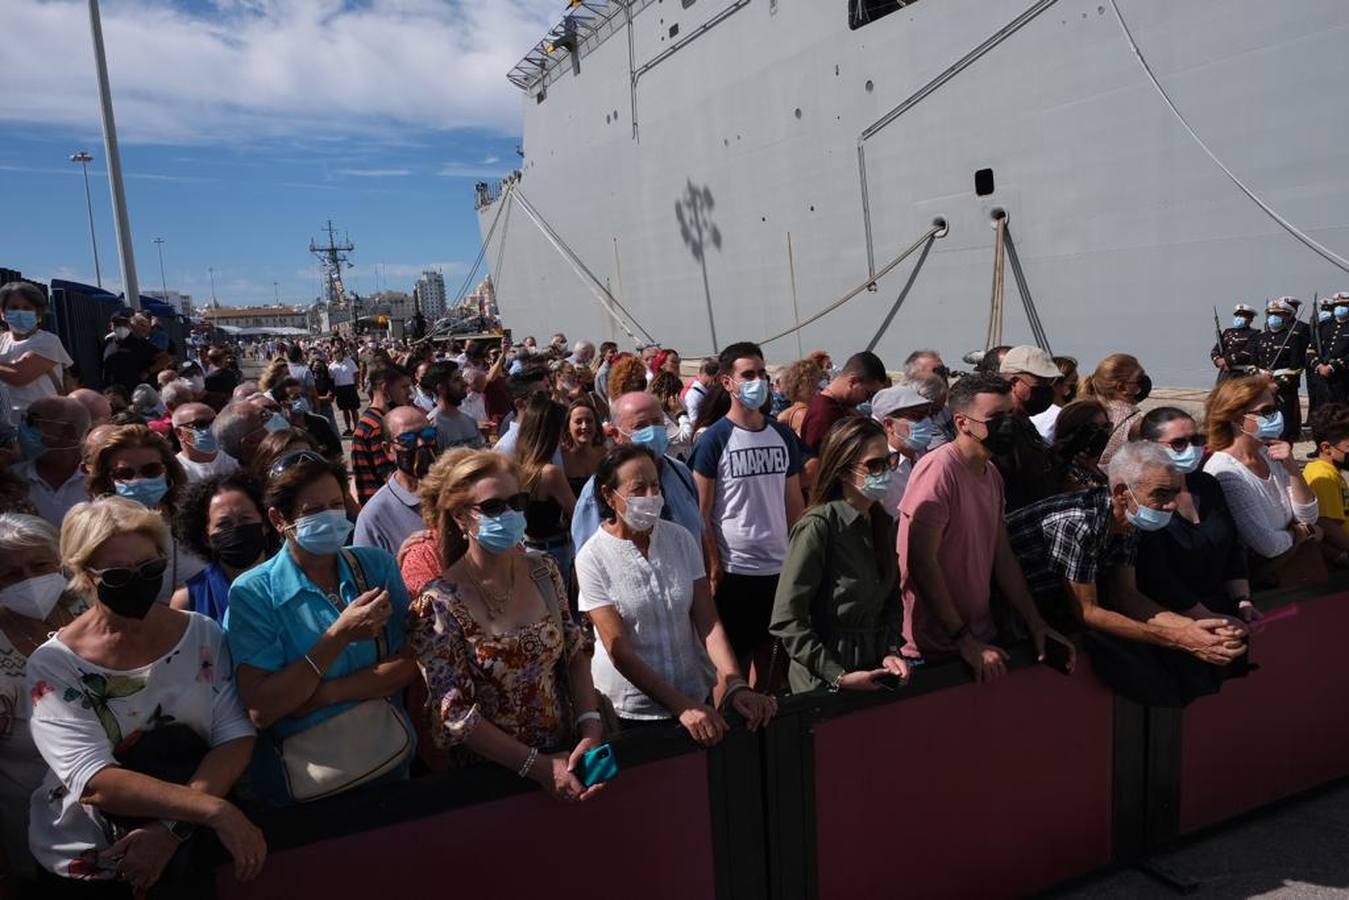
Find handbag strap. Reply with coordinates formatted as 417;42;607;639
338;548;388;661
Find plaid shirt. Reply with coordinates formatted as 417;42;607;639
351;405;393;505
1005;486;1139;626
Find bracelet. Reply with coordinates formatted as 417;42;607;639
302;653;324;679
575;711;602;728
517;747;539;778
828;671;845;693
721;680;750;708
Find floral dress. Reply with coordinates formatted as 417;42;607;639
26;612;254;880
408;551;591;757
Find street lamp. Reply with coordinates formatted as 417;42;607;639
153;237;168;307
208;266;217;303
70;151;102;288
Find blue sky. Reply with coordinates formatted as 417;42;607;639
0;0;559;307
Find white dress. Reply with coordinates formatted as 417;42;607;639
26;612;255;879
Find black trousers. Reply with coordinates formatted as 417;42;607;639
1307;370;1332;418
1273;377;1302;442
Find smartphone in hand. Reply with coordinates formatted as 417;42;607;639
574;743;620;788
1042;634;1074;676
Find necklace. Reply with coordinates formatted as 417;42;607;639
4;605;74;655
462;556;516;621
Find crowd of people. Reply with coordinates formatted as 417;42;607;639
0;274;1342;896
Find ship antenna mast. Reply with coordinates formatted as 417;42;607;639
308;219;355;308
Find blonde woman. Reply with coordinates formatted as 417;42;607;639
408;449;605;802
1078;353;1151;465
777;358;825;437
27;498;264;893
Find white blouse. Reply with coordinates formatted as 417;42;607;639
26;612;254;879
0;330;72;415
1204;448;1319;559
575;520;714;720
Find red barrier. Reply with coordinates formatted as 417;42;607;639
812;661;1114;899
1179;591;1349;834
217;753;715;900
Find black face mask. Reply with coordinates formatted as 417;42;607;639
1072;426;1110;460
977;414;1017;455
1023;383;1055;416
97;573;163;620
1134;374;1153;404
395;445;435;479
210;523;268;569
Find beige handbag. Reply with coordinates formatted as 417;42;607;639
279;550;413;803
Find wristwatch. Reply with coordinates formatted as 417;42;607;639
160;820;196;842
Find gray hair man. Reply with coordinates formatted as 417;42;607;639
68;388;112;427
903;349;947;382
173;401;240;483
353;405;433;554
570;391;702;551
568;340;596;367
14;396;91;526
213;401;271;467
1007;440;1248;674
160;380;196;416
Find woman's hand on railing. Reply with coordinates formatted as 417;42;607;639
207;800;268;882
728;689;777;731
678;704;729;747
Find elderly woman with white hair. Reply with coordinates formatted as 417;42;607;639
26;497;266;894
0;514;86;883
1006;441;1249;688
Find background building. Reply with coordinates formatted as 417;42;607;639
202;303;310;331
146;290;193;317
415;270;447;320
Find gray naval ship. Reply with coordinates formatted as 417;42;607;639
474;0;1349;388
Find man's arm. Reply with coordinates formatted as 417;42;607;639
695;472;722;591
784;474;804;529
991;525;1071;664
907;519;1009;682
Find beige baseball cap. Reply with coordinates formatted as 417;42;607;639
998;345;1061;379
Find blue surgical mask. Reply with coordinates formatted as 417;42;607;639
737;378;769;410
291;398;311;416
903;417;939;452
1125;489;1172;532
264;412;289;433
290;509;353;555
1336;307;1349;321
629;424;670;457
17;421;46;460
856;401;874;417
1320;310;1333;323
860;470;892;501
1252;409;1284;440
5;309;38;335
1165;443;1203;474
1267;314;1286;330
476;509;527;554
1232;316;1249;328
115;476;169;509
191;427;218;454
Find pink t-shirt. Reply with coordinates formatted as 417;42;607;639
897;442;1004;658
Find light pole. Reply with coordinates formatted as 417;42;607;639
208;267;217;303
70;151;102;288
86;0;140;308
153;237;169;306
273;281;280;304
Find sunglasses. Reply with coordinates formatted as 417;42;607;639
473;493;530;517
178;418;215;431
858;452;903;476
268;448;326;479
394;427;439;448
1161;435;1205;453
89;557;168;588
1246;405;1278;418
111;462;166;481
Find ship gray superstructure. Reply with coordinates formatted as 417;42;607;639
476;0;1349;387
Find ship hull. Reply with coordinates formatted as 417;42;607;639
479;0;1349;387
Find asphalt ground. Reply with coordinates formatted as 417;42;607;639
1047;780;1349;899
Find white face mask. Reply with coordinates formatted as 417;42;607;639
617;493;663;532
0;572;67;621
114;326;131;341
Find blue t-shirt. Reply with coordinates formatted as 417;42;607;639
223;545;412;803
690;417;803;575
571;454;702;552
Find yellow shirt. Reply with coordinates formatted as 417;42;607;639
1303;458;1349;522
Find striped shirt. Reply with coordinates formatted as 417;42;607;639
351;405;393;505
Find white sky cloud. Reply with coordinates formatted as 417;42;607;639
3;0;560;143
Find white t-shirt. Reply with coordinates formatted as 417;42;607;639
0;330;72;414
690;417;804;575
26;613;255;879
329;358;357;387
1031;403;1061;444
287;362;315;392
461;392;488;424
176;450;242;484
576;521;714;719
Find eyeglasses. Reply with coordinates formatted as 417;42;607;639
178;419;214;431
111;462;166;481
858;452;903;476
472;493;529;516
1245;405;1278;418
88;557;168;588
394;426;439;448
267;448;325;479
1161;435;1205;452
932;366;951;379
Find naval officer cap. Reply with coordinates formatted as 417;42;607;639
1266;297;1295;314
1334;292;1349;303
999;345;1061;380
1322;296;1337;309
1233;304;1256;316
870;384;928;421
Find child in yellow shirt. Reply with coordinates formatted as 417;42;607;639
1303;403;1349;566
